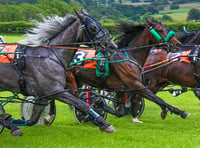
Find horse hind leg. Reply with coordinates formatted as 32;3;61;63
56;92;116;133
8;100;46;127
9;99;47;126
26;99;48;126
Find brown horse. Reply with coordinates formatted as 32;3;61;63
66;18;190;124
131;31;200;123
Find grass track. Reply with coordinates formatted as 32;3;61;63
1;90;200;147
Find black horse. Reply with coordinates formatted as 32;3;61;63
0;9;118;135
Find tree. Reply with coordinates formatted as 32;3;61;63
162;15;173;21
170;4;179;10
187;8;200;21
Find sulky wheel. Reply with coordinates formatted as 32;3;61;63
192;88;200;101
20;96;56;125
73;91;107;124
112;93;145;118
130;97;145;118
112;93;132;115
0;104;5;133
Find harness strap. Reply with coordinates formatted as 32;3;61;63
191;61;200;87
189;47;200;87
13;45;29;96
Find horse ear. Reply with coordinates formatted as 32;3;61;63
145;18;152;24
74;9;86;21
81;8;89;15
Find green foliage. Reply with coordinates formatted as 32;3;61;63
161;15;173;21
164;21;200;32
0;21;34;33
170;4;179;10
187;8;200;21
85;4;159;21
140;13;152;22
0;0;82;22
1;20;200;34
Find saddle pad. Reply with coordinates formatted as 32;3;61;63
168;50;191;63
71;49;97;69
0;44;18;63
71;49;109;77
149;48;166;55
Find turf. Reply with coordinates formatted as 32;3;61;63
1;89;200;148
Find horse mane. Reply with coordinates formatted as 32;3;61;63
18;14;77;47
178;33;195;44
115;21;145;48
178;31;200;44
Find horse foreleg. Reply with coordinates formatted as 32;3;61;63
136;83;190;119
56;91;116;133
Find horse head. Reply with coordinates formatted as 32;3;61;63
74;9;118;55
18;9;117;57
146;18;181;51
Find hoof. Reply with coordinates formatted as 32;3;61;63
181;112;190;119
161;109;168;120
44;114;51;125
102;125;116;133
11;129;23;137
132;118;143;124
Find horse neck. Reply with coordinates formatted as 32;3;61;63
127;28;152;66
49;20;80;67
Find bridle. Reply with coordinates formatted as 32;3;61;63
148;22;176;43
148;21;180;51
79;14;115;55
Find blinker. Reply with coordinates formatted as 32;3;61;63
150;29;176;42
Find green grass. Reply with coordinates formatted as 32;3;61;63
1;90;200;148
154;3;200;22
159;9;191;14
0;33;25;43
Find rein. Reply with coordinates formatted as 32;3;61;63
142;55;189;74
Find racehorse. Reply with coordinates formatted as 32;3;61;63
0;9;118;135
177;28;200;98
65;18;190;123
131;28;200;123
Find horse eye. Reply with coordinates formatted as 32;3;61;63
88;23;99;34
157;30;163;33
